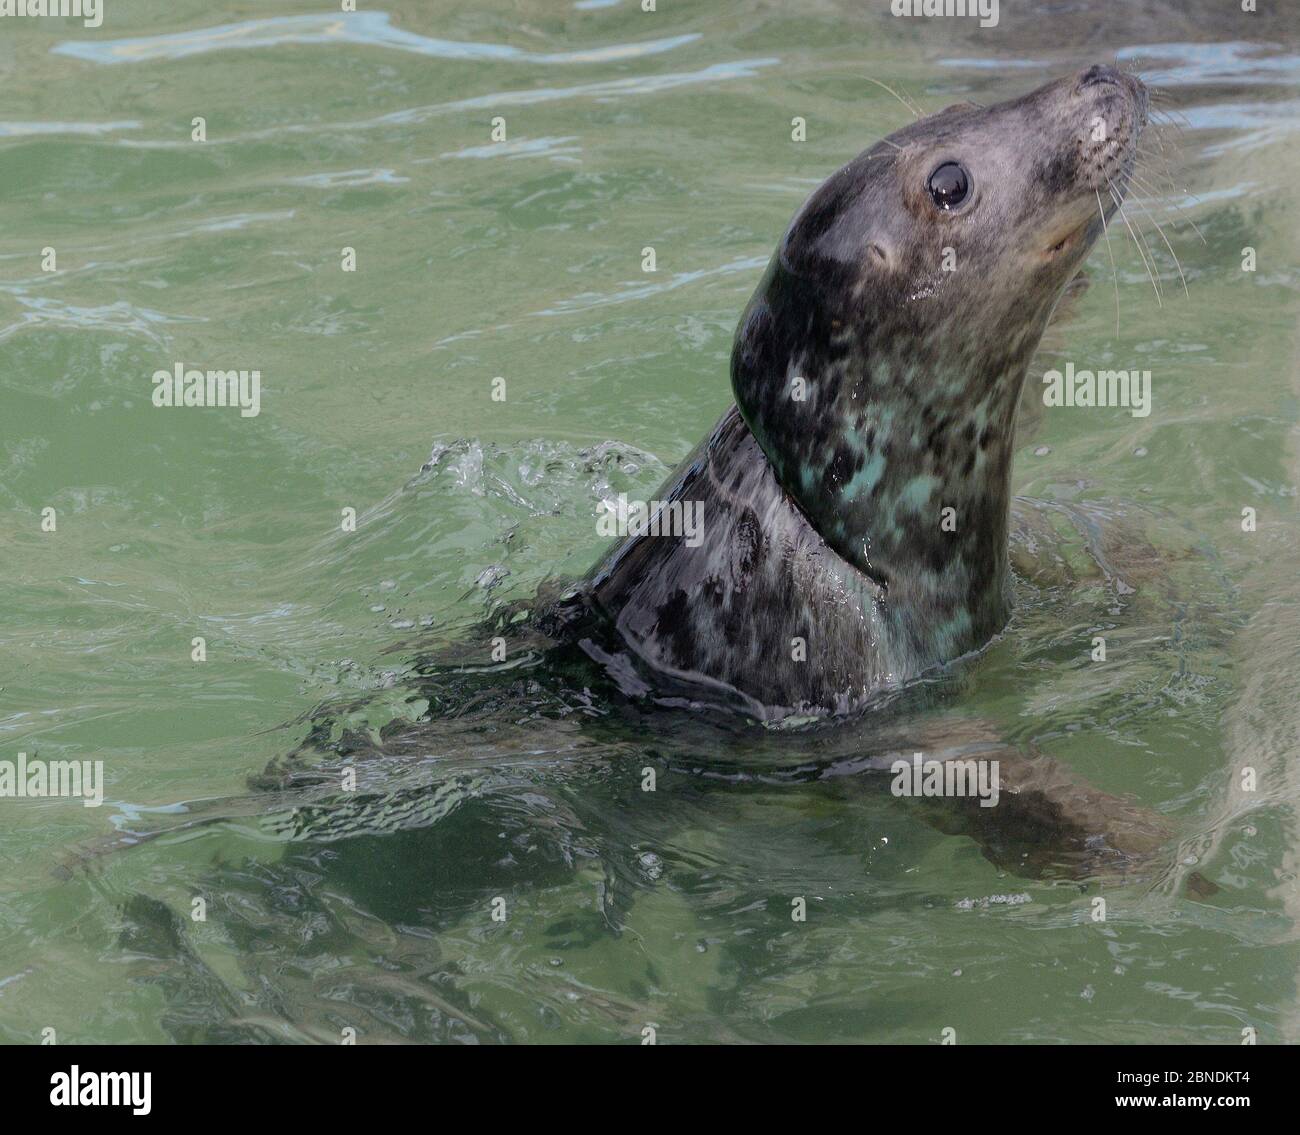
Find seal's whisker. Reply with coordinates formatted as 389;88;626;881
1132;163;1205;216
1126;170;1208;245
1127;168;1181;208
1131;157;1178;193
1149;112;1189;139
1149;107;1192;134
1126;190;1191;299
1127;166;1182;206
1133;144;1174;169
1135;131;1181;179
1129;119;1208;247
1145;123;1186;154
1096;187;1122;337
862;76;924;121
1109;181;1164;306
1133;135;1176;166
1118;198;1167;305
1128;210;1169;303
1136;130;1172;148
1148;121;1190;147
1140;134;1183;177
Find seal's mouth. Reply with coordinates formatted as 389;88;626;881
1042;217;1090;257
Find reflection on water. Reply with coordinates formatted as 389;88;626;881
0;0;1297;1043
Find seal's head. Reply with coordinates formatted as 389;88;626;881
732;65;1148;663
849;63;1147;310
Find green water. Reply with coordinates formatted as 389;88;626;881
2;1;1298;1044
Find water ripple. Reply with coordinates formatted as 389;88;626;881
0;121;138;138
1115;42;1300;87
0;293;206;345
394;59;779;120
532;255;769;316
284;168;410;188
436;136;581;161
53;11;699;67
111;59;779;149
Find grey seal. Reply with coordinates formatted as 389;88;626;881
547;64;1150;720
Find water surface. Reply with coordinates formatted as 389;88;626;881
1;1;1298;1044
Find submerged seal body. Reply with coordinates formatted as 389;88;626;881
553;65;1148;720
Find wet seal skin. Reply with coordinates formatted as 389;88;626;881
550;65;1149;722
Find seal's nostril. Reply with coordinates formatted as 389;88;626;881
1078;63;1123;91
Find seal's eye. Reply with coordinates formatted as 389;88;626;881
927;162;970;211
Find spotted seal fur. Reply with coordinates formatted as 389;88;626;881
548;64;1149;721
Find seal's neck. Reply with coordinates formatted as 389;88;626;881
732;260;1049;664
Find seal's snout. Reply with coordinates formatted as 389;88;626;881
1076;63;1125;92
1074;63;1148;120
1069;62;1147;197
